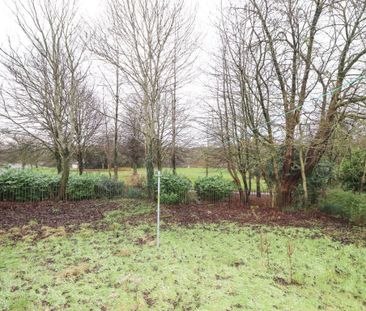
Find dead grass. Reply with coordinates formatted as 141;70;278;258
59;262;90;278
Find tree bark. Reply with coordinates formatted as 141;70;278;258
77;150;84;175
55;151;62;174
145;140;155;200
58;154;70;201
256;174;261;198
113;64;120;181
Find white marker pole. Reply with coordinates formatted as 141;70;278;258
157;170;161;249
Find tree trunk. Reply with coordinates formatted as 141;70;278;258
156;141;162;172
238;188;247;205
299;145;308;205
113;64;120;181
171;145;176;175
77;150;84;175
145;140;155;199
275;178;298;208
299;124;308;205
58;154;70;201
55;151;62;174
256;173;261;198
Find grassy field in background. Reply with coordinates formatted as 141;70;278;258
0;199;364;310
30;167;233;181
28;167;268;190
30;167;230;179
16;166;271;192
88;167;232;182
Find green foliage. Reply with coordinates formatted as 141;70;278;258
320;189;366;225
194;175;235;201
0;169;59;201
0;169;124;201
154;173;192;204
160;193;181;204
294;161;335;206
67;175;124;200
338;150;366;192
124;187;147;199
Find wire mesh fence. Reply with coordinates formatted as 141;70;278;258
0;184;144;202
0;184;273;206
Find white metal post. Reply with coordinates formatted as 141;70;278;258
157;170;161;249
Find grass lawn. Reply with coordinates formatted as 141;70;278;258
30;167;233;181
29;167;269;190
0;200;365;310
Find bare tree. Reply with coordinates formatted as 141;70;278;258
90;3;123;181
0;0;89;199
91;0;197;198
74;87;102;175
209;0;366;208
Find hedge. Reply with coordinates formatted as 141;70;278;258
320;189;366;226
0;169;124;201
194;176;235;201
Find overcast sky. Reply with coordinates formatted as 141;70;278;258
0;0;220;97
0;0;220;58
0;0;221;139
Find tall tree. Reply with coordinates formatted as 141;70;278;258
210;0;366;207
0;0;89;199
93;0;197;198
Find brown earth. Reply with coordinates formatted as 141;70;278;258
0;200;121;230
0;196;363;245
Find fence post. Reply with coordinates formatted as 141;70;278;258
156;170;161;249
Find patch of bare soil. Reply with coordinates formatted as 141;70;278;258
162;195;348;229
0;196;363;244
0;200;121;230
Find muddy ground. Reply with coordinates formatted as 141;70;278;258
0;195;347;229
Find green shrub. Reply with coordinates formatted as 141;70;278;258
0;169;58;201
154;173;191;204
124;187;146;199
94;178;125;199
67;175;124;200
338;150;366;192
0;169;124;201
160;193;181;204
320;189;366;225
194;176;235;201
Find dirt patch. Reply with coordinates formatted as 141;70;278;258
0;197;361;244
0;200;121;231
162;201;347;229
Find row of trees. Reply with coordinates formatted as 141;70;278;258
0;0;365;207
0;0;197;199
207;0;366;207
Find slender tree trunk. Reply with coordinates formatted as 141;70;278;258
299;124;308;205
240;171;249;203
55;150;62;174
156;139;163;171
77;150;84;175
171;110;177;175
256;174;261;197
58;153;70;201
146;140;155;200
299;145;308;205
248;171;252;196
113;65;120;181
171;39;177;175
